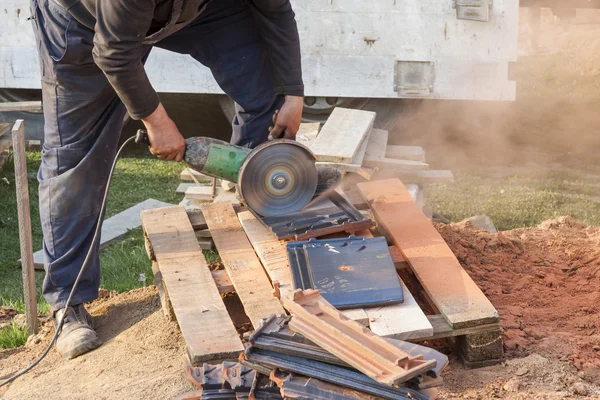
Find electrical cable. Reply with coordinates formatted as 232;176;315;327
0;135;137;388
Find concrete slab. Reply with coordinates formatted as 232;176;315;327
30;199;173;269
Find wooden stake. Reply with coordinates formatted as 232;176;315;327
12;120;38;334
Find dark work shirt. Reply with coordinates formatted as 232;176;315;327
80;0;303;120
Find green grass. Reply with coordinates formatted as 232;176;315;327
0;150;183;321
426;169;600;231
0;325;30;349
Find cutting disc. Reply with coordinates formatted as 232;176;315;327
239;141;317;217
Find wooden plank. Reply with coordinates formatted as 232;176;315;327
388;246;410;270
177;183;195;194
357;179;499;329
32;199;173;269
211;269;235;294
315;162;375;180
385;145;426;162
141;206;243;363
195;230;212;239
281;289;436;386
0;123;12;153
366;279;433;341
365;129;389;159
185;185;221;201
220;180;236;192
237;210;369;326
422;314;501;341
362;157;429;171
296;122;320;149
310;108;375;163
351;127;372;166
180;168;213;182
374;169;454;184
0;101;43;113
186;210;208;230
152;261;175;321
213;190;241;206
12;120;38;334
196;238;214;250
203;203;285;328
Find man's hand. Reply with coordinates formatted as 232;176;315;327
142;103;186;162
268;96;303;140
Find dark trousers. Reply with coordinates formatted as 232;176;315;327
31;0;283;310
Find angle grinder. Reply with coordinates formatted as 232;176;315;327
136;130;319;217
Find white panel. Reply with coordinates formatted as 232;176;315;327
0;0;519;101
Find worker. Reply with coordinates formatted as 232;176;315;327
31;0;304;359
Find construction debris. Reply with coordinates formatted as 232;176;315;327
143;110;506;400
280;289;437;386
256;190;373;240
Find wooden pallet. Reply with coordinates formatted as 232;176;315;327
144;181;502;368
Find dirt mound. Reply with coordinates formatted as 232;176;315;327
0;286;190;400
438;216;600;384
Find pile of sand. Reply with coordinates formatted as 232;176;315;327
439;217;600;384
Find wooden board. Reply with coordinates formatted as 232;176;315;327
211;269;235;294
237;210;369;326
296;122;320;149
0;123;12;153
141;206;244;363
357;179;499;329
0;101;42;113
310;108;375;163
374;169;454;184
365;129;389;159
315;162;374;180
366;279;433;341
180;168;213;182
213;190;241;206
422;314;501;342
185;185;220;201
351;128;372;167
12;120;38;334
202;202;285;328
362;157;429;171
385;145;426;162
186;210;208;230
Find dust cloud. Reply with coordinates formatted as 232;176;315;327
384;8;600;171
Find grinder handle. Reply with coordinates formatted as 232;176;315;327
135;129;151;147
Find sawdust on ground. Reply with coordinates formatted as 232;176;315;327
0;287;191;400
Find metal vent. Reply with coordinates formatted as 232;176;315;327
394;61;435;97
453;0;492;22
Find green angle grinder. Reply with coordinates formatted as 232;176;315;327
136;130;320;217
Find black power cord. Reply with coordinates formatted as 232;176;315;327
0;135;138;388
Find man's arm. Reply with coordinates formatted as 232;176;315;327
249;0;304;140
92;0;185;161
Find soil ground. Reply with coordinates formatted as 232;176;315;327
2;218;599;399
0;288;190;400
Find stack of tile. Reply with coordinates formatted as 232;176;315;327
240;290;447;400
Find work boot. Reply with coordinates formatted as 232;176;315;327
53;304;102;359
315;166;343;196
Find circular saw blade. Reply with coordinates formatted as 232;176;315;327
239;141;317;217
